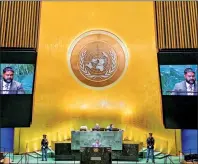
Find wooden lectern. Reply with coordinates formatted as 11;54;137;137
80;147;112;164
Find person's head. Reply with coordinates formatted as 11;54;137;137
43;134;47;139
2;67;14;83
149;133;153;137
96;123;99;127
96;139;99;144
184;68;196;84
110;124;113;128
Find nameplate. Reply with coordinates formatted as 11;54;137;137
91;157;101;160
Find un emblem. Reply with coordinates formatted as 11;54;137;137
93;148;99;153
68;30;128;88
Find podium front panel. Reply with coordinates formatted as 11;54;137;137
80;147;112;164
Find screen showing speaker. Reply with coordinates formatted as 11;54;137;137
0;64;35;94
159;65;197;96
0;48;37;127
157;49;198;129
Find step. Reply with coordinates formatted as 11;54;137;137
33;150;54;158
139;150;163;159
156;154;170;159
34;151;42;156
154;151;162;156
139;148;147;153
28;152;40;158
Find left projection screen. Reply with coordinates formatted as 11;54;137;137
0;48;37;127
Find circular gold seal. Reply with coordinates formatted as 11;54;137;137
93;148;99;153
68;30;128;88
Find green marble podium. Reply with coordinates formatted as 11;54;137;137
71;131;123;150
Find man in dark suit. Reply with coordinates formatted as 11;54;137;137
171;68;198;95
0;67;25;94
41;134;48;161
146;133;155;163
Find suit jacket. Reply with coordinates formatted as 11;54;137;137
147;137;155;149
171;81;198;95
106;126;113;131
0;80;25;94
41;139;48;149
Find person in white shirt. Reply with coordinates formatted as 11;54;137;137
0;67;25;94
106;124;114;131
80;125;88;131
171;68;197;95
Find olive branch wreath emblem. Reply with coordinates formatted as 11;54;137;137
79;50;117;79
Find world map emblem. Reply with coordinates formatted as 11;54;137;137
68;30;128;88
93;148;99;153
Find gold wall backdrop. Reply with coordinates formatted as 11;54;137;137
0;1;40;48
155;1;198;49
14;2;181;155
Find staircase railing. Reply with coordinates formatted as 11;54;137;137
0;147;14;162
164;155;175;164
16;153;29;164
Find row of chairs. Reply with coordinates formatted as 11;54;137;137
80;128;120;131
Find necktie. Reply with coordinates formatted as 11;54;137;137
189;85;193;95
4;83;9;94
5;84;9;90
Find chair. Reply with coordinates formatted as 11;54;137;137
112;128;119;131
92;128;99;131
99;128;105;131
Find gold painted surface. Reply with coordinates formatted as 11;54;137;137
69;30;127;87
14;2;181;155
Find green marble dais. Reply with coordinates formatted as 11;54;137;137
71;131;123;150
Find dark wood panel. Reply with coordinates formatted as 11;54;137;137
155;1;198;49
0;1;41;49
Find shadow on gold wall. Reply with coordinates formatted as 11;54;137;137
14;1;181;155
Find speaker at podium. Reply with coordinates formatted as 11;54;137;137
80;147;112;164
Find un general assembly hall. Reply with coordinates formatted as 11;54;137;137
0;1;197;164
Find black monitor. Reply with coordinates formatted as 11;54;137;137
157;49;198;129
0;48;37;127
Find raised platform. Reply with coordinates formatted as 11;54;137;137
51;141;143;161
7;154;181;164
